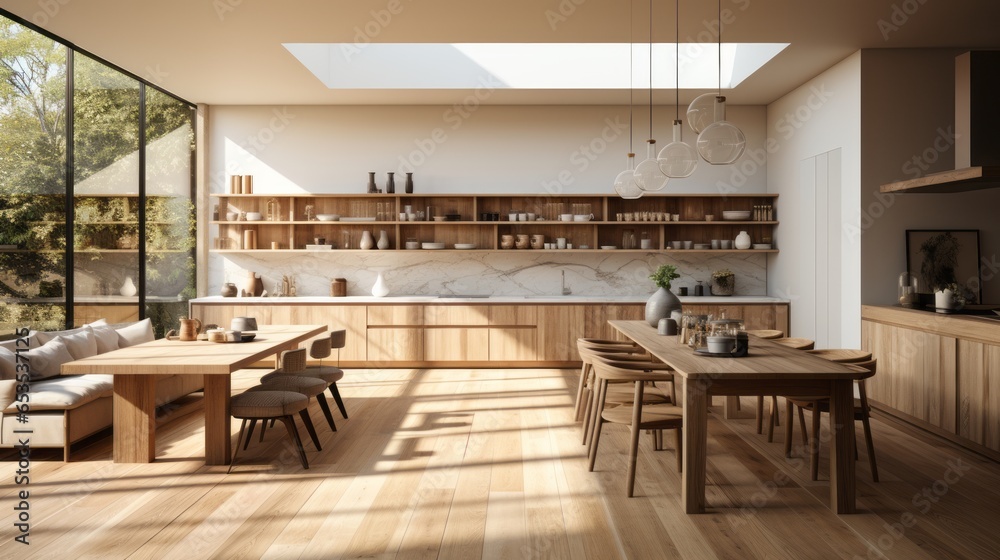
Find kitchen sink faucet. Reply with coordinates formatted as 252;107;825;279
562;270;572;295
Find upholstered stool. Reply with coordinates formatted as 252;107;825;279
251;373;336;435
260;348;337;432
230;390;311;472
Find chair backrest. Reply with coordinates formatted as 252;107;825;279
773;337;815;350
309;336;332;361
591;358;674;383
280;347;307;374
746;329;784;340
852;359;876;405
330;329;347;350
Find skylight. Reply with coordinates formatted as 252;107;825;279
283;43;788;90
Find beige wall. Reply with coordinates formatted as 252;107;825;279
859;49;1000;306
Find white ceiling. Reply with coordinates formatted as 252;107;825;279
2;0;999;106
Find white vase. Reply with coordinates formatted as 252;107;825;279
360;230;375;250
377;230;389;250
935;289;956;311
120;276;137;297
371;272;389;297
735;231;752;250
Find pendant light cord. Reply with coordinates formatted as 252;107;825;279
629;0;633;153
675;0;680;120
718;0;722;91
648;0;653;139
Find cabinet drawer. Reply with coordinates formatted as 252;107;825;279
368;305;423;326
537;305;585;361
489;305;537;326
425;328;490;361
424;305;490;326
367;328;423;362
489;328;537;361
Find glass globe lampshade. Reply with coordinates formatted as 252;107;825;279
635;140;669;192
657;120;699;178
696;96;746;165
686;92;720;134
613;153;643;199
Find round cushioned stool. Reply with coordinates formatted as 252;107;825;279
250;375;335;437
230;390;311;472
260;350;339;432
263;337;349;419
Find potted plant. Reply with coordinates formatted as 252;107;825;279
710;269;735;296
646;264;682;327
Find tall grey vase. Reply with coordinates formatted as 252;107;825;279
646;287;681;327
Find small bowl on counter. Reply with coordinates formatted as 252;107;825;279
316;214;340;221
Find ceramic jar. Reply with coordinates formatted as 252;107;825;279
735;231;752;250
515;234;530;249
500;235;515;249
530;234;545;249
645;287;682;327
221;282;237;297
377;230;390;250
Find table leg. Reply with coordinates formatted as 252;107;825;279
723;396;753;419
204;375;232;466
829;379;856;514
112;375;157;463
683;378;709;513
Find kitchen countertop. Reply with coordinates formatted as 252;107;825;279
191;295;790;304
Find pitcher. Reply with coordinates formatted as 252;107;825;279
179;317;202;341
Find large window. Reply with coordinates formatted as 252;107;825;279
0;12;195;339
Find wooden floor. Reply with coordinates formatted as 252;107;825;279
2;368;999;559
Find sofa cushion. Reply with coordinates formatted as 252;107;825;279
115;318;154;347
23;338;76;381
36;327;98;360
88;325;121;354
0;348;15;381
3;374;113;412
0;332;38;353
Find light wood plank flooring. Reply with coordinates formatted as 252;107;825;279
1;368;999;559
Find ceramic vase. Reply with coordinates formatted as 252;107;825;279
360;231;375;250
367;172;377;194
372;272;389;297
377;230;389;250
735;231;752;250
645;287;681;327
245;271;263;297
221;282;238;297
405;172;414;194
386;172;395;194
120;276;137;297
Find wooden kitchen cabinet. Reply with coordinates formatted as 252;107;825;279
368;327;423;363
537;305;586;361
368;305;423;326
489;328;537;361
425;328;490;361
584;304;645;342
424;305;489;326
862;305;1000;460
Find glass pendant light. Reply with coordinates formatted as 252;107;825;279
614;0;643;199
697;95;746;164
635;0;669;192
687;92;719;134
614;153;643;199
658;0;698;178
695;0;746;165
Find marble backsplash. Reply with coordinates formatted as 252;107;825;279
210;251;767;298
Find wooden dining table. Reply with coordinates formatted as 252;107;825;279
609;320;873;514
61;324;326;465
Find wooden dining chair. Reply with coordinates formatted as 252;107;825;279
746;329;783;340
575;338;642;420
758;337;816;441
784;358;879;482
587;358;683;497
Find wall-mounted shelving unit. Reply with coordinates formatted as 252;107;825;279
209;193;779;254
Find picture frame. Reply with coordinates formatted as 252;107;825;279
905;229;982;303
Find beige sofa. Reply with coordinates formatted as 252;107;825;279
0;319;203;460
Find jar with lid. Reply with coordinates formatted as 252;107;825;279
898;272;920;308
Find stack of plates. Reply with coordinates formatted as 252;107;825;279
693;243;711;250
752;243;772;250
600;245;617;250
341;217;376;222
305;244;332;250
422;242;446;250
316;214;339;221
454;243;477;250
722;210;751;221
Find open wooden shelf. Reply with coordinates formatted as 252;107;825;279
880;166;1000;194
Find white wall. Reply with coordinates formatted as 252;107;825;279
859;49;1000;306
205;104;771;297
766;53;862;346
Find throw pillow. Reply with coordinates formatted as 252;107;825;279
36;327;97;360
22;337;76;381
87;325;121;354
115;318;155;347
